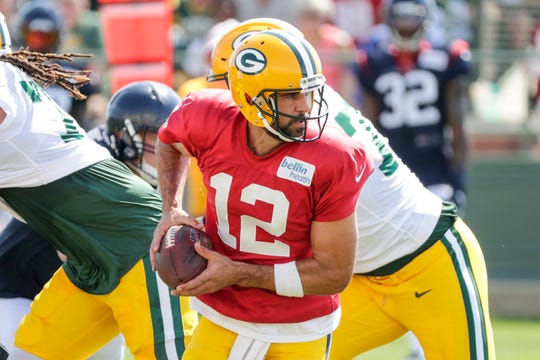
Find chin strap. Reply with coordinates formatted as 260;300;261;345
260;113;294;143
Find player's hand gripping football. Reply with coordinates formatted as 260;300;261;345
150;207;204;271
169;241;239;297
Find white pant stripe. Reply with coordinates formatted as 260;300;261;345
156;277;179;359
445;230;486;360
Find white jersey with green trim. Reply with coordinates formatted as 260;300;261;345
0;62;111;188
323;86;443;273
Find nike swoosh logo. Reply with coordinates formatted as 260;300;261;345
415;289;432;298
355;165;367;183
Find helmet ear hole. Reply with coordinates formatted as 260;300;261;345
244;93;253;105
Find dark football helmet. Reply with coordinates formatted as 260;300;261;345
385;0;430;52
106;81;180;186
17;2;62;53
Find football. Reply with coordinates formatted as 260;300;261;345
155;224;213;288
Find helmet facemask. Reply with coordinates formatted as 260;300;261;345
112;119;160;187
252;80;328;142
105;80;181;188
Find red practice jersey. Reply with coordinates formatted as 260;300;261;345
159;88;372;324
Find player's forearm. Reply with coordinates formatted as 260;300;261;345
295;258;353;295
155;140;190;212
234;258;352;296
450;122;468;172
451;135;468;171
236;216;358;297
446;77;470;186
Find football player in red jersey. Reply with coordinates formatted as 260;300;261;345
204;17;495;360
151;30;373;359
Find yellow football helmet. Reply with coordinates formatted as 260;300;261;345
0;12;12;55
207;17;304;84
229;29;328;142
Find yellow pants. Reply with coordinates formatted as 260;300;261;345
183;316;331;360
330;218;496;360
15;256;197;360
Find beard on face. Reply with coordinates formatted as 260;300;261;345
279;115;307;138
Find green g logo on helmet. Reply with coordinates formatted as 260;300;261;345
235;48;267;75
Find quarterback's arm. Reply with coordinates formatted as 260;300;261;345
295;212;358;294
172;212;358;297
155;139;190;217
150;139;201;270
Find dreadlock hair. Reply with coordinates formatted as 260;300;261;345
0;48;93;100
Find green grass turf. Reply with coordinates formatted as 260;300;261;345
354;316;540;360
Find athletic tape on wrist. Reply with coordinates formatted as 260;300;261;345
274;261;304;297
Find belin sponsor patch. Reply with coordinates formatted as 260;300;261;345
277;156;315;186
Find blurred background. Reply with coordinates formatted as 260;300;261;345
2;0;539;328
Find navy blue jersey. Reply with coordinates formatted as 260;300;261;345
357;40;471;187
0;126;116;299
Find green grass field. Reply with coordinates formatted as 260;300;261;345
354;316;540;360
